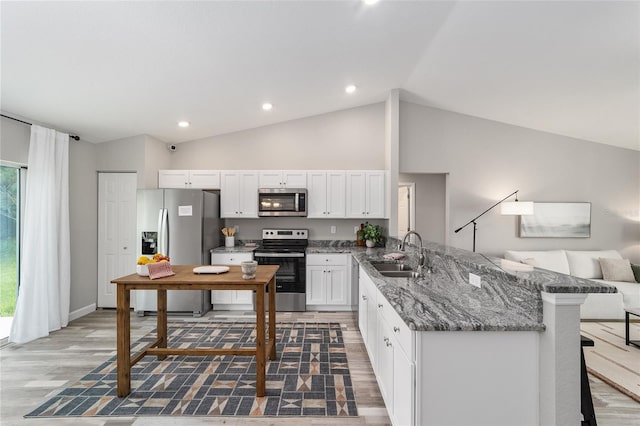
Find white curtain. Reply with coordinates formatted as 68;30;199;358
10;125;70;344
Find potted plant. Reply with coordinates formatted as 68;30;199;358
362;223;382;248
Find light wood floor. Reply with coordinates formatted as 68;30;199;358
1;310;639;425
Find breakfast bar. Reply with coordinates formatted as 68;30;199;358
110;264;279;398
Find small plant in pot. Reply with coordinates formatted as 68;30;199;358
362;224;382;248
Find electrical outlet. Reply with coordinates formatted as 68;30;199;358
469;273;482;288
330;226;336;234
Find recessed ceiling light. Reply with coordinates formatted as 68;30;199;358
262;103;273;111
363;0;379;5
178;121;190;128
345;85;357;94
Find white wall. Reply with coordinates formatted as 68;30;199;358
170;103;385;170
400;101;640;261
143;135;172;188
96;135;145;187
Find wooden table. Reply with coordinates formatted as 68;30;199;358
110;264;279;398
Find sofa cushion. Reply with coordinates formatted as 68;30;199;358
599;258;636;282
593;279;640;308
565;250;622;279
504;250;570;275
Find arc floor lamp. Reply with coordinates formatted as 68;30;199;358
454;190;534;252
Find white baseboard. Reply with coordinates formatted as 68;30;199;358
69;303;96;321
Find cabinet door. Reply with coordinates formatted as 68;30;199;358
189;170;220;189
283;171;307;188
378;320;395;407
358;285;369;343
346;172;366;218
306;266;326;304
238;171;258;217
393;343;414;426
326;266;348;305
306;171;327;218
365;280;379;368
326;171;346;217
158;170;189;188
366;171;386;218
259;171;282;188
211;252;252;304
220;172;240;217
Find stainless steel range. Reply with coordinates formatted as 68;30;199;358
253;229;308;311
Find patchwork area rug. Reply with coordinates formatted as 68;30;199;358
580;321;640;403
26;321;358;417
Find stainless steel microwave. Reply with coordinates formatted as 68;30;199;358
258;188;307;217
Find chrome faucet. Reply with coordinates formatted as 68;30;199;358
399;231;426;275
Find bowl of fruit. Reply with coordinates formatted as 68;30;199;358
136;253;170;276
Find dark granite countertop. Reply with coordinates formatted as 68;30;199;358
305;239;616;332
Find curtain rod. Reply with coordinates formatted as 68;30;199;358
1;114;80;141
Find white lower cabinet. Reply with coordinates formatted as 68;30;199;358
358;266;415;426
306;254;352;310
210;252;253;309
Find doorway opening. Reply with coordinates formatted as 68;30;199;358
398;182;415;242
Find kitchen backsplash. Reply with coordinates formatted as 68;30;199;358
223;217;387;242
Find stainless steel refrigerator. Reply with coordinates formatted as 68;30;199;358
135;189;221;316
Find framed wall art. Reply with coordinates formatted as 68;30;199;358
519;202;591;238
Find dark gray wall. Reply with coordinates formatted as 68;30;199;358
400;101;640;262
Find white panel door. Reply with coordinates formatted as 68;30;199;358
98;172;137;308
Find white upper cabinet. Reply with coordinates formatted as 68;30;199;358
259;170;307;188
220;171;258;218
307;171;346;218
158;170;220;189
346;171;386;218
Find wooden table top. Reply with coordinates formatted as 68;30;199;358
111;264;279;290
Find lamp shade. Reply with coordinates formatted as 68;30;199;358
500;200;534;215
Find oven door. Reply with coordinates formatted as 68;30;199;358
253;252;305;293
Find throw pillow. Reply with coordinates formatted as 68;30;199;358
521;258;540;267
631;263;640;283
598;258;636;283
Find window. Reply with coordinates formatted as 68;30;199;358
0;163;24;339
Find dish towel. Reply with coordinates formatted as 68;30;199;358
148;262;175;279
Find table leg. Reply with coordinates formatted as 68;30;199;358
116;286;131;397
256;285;266;397
157;289;167;360
268;276;276;360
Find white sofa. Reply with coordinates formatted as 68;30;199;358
504;250;640;320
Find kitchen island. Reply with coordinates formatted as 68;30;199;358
349;243;615;426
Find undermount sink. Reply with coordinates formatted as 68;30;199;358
371;262;413;272
379;270;421;278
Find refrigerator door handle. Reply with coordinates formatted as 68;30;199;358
158;208;168;255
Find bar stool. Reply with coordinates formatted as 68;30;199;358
581;335;597;426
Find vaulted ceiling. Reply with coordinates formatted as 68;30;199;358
2;1;638;151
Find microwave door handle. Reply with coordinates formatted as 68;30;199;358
295;193;299;212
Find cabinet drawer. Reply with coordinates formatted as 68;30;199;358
306;253;347;266
376;289;414;359
211;252;253;265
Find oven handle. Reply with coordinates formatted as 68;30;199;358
254;252;305;258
